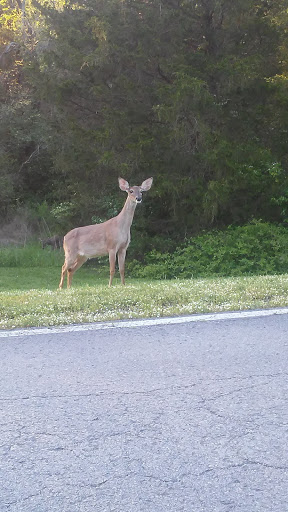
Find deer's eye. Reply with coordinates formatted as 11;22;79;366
129;189;134;193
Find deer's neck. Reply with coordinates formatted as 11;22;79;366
118;197;137;230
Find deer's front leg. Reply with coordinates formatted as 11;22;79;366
108;250;116;287
118;248;127;286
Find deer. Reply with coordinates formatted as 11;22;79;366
59;177;153;289
41;235;64;250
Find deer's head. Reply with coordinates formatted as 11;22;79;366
118;177;153;204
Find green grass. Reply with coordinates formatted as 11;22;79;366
0;243;64;268
1;266;288;330
1;235;288;330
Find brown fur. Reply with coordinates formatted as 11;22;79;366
59;177;153;288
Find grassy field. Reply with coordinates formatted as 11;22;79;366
1;265;288;330
1;241;288;330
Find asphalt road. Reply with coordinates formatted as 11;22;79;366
0;311;288;512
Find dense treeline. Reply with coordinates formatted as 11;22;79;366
1;0;288;252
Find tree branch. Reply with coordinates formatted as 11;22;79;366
18;145;40;173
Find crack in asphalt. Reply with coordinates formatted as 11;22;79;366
2;373;286;404
0;384;198;403
198;459;288;476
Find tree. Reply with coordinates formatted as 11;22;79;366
1;0;288;244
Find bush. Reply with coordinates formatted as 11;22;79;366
127;221;288;279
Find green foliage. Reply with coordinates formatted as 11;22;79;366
127;222;288;279
1;0;288;242
0;243;64;268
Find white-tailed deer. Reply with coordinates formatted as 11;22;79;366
41;235;63;250
59;177;153;289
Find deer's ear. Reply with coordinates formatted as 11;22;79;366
118;177;130;191
140;177;153;192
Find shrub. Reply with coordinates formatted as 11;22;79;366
127;221;288;279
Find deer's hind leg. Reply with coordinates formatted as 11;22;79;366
67;255;87;288
59;255;86;289
59;261;68;289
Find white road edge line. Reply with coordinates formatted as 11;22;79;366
1;307;288;338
